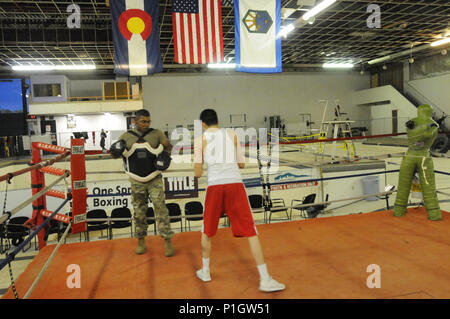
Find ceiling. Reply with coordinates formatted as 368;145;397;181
0;0;448;74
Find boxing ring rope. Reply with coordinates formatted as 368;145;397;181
80;166;449;223
5;134;410;229
83;189;398;223
81;130;448;175
0;172;70;226
0;198;71;271
23;220;73;299
82;132;410;157
0;139;87;250
82;124;449;222
0;139;89;298
0;151;70;184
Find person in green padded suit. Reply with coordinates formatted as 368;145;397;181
393;104;441;221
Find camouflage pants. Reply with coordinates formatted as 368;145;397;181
130;175;174;239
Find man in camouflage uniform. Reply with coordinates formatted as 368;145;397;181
117;109;175;256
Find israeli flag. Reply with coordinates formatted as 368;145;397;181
235;0;282;73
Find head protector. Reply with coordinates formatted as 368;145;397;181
417;104;433;120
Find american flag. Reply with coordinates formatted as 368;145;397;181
172;0;224;64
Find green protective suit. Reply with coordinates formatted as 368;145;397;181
392;104;442;220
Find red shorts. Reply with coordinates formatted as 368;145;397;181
202;183;258;238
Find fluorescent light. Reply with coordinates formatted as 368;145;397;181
323;63;354;68
104;112;111;116
368;55;391;65
302;0;337;21
56;65;96;70
430;38;450;47
12;65;54;71
207;63;236;69
12;64;96;71
278;24;295;38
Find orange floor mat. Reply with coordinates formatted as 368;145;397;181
2;207;450;299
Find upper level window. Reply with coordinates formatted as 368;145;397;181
33;83;62;97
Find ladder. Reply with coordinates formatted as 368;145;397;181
319;104;357;160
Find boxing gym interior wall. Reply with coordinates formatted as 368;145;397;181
54;114;127;150
141;72;370;129
408;73;450;115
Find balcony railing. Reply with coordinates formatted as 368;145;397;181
30;93;142;104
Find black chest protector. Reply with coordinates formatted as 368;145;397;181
122;129;164;182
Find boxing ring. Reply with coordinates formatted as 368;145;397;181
1;207;449;299
0;133;449;299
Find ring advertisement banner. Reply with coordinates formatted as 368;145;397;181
243;168;319;192
86;176;198;210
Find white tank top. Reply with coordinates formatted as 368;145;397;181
203;128;242;186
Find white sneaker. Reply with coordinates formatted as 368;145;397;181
196;269;211;282
259;277;285;292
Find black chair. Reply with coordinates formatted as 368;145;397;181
57;212;81;243
305;194;330;219
220;212;231;227
290;193;316;219
44;219;61;241
268;198;289;223
184;201;203;231
43;211;72;242
167;203;183;232
5;217;31;252
248;194;267;223
0;222;11;253
85;209;109;241
145;207;157;235
109;207;132;239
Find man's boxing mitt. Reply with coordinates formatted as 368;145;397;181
110;139;126;158
154;151;172;171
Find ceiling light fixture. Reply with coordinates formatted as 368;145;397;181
12;65;96;71
278;24;295;38
367;55;391;65
430;37;450;47
323;63;354;68
302;0;337;21
207;63;236;69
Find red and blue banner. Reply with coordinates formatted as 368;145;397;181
111;0;163;75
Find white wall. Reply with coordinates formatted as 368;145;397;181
408;73;450;115
55;113;128;150
370;104;393;135
353;85;418;134
141;72;370;131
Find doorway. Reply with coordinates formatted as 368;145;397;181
392;110;398;134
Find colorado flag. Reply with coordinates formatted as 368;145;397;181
235;0;281;73
111;0;163;76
